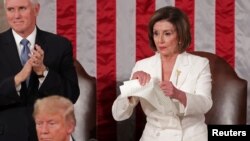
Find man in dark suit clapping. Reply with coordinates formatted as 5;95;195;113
0;0;79;140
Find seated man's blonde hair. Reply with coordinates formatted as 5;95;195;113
33;95;76;126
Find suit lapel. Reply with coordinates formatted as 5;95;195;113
35;28;50;67
170;52;190;88
35;28;47;53
153;53;162;82
71;135;75;141
1;29;23;72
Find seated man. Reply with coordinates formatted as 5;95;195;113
33;95;76;141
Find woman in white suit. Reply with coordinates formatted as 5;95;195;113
112;6;213;141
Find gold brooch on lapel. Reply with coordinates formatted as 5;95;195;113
176;69;181;85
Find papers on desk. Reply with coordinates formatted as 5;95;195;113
119;79;178;114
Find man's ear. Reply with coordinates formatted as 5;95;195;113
67;121;75;134
35;4;40;16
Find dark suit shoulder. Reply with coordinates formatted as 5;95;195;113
0;29;12;41
37;28;71;43
0;28;11;35
35;28;73;54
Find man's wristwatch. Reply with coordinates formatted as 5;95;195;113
37;67;49;78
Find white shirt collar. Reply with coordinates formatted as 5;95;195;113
12;27;37;55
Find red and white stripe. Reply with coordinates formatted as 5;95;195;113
36;0;250;140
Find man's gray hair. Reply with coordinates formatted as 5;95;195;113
4;0;39;5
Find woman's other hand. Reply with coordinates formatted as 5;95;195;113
160;81;186;106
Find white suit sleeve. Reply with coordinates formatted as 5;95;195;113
112;95;139;121
184;59;213;116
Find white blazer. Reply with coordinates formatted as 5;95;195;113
112;52;213;141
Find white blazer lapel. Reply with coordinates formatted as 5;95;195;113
170;52;191;88
152;53;162;82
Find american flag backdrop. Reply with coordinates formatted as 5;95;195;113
0;0;250;141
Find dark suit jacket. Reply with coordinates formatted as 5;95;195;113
72;135;76;141
0;28;80;141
